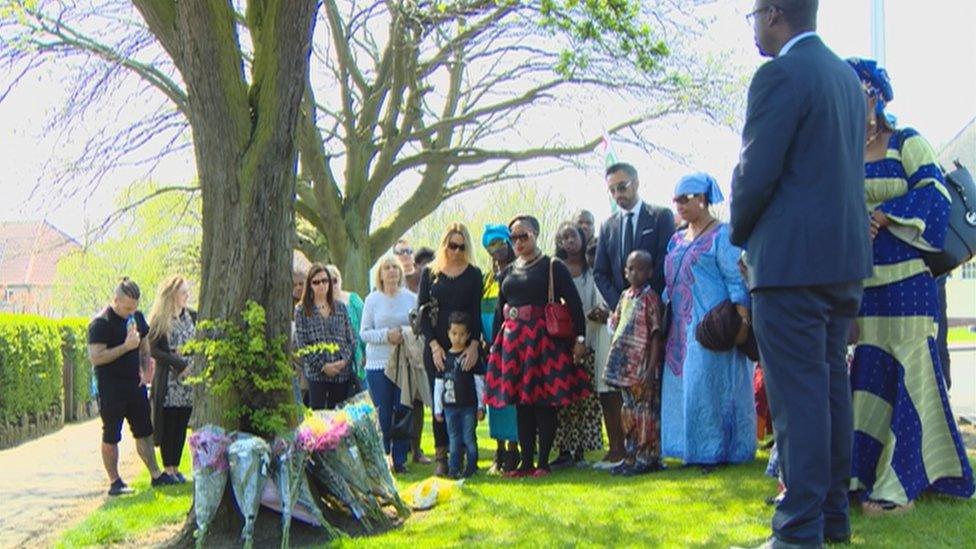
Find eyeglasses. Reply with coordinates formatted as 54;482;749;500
486;240;508;254
746;4;778;24
310;277;331;286
393;247;413;256
447;242;466;252
672;194;701;205
510;232;532;243
607;180;633;194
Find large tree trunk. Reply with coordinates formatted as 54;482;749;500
132;1;318;544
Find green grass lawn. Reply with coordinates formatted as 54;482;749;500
948;326;976;345
58;421;976;548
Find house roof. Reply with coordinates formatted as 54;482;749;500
0;221;81;287
940;115;976;170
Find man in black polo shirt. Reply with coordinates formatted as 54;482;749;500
88;278;176;495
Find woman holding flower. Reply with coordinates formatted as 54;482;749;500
295;263;356;410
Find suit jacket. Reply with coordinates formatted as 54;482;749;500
594;202;674;309
730;36;873;289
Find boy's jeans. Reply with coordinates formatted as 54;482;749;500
445;406;478;476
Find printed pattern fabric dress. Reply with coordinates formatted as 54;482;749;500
553;269;604;453
482;269;518;442
851;128;974;504
662;223;756;464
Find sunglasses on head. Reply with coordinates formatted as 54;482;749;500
394;247;413;256
510;232;532;243
447;242;466;252
672;194;700;205
608;180;633;194
310;277;331;286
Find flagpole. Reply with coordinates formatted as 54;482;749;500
870;0;886;66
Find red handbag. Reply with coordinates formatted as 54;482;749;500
545;258;575;339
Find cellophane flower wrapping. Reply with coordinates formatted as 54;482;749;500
272;437;342;547
313;414;391;532
228;433;272;549
189;425;231;547
343;399;410;517
299;413;367;523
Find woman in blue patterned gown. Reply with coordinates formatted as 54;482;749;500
661;173;756;469
847;58;974;515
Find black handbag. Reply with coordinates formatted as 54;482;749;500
391;406;414;440
922;161;976;277
409;297;438;336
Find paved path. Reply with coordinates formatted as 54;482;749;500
0;418;141;548
948;348;975;417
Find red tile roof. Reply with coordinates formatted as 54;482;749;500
0;221;81;287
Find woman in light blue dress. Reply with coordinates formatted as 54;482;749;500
661;173;756;468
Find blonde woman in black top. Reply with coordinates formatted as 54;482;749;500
418;222;484;476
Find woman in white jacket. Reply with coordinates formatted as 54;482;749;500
360;256;416;473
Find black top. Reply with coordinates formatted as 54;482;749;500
418;264;484;351
492;256;585;338
437;351;486;408
88;307;149;384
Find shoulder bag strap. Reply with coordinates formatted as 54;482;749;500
548;257;556;304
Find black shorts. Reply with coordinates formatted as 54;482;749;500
98;381;153;444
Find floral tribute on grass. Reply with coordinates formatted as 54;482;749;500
189;401;408;546
188;426;231;548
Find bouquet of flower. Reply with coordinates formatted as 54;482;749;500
294;341;340;358
270;436;342;547
343;399;409;517
228;433;272;549
299;414;368;523
189;425;231;548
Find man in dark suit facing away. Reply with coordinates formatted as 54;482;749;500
593;162;675;309
731;1;873;547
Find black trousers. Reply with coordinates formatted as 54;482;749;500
424;361;449;448
160;407;192;467
308;379;350;410
516;405;558;471
753;282;862;546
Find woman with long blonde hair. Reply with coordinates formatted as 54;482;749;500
417;222;484;476
148;275;196;482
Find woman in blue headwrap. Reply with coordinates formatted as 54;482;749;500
661;172;756;470
845;58;973;515
480;224;520;473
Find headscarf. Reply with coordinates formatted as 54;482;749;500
481;223;510;250
675;172;724;205
847;57;894;118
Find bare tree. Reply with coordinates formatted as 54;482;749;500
2;0;736;294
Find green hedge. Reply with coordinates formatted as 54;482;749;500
60;318;95;420
0;314;64;424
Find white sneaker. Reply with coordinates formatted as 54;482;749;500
592;459;624;471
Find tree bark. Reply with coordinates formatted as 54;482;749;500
131;0;318;541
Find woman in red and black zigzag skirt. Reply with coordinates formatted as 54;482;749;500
485;215;591;478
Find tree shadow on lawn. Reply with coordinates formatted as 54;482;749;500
381;460;774;548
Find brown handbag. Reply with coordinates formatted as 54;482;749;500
545;258;575;339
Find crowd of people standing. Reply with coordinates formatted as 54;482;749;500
85;2;972;547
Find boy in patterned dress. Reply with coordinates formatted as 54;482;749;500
604;250;665;476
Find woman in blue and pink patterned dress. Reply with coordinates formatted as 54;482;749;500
661;173;756;470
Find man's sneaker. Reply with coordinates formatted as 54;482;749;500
108;478;133;496
175;472;187;484
151;472;178;487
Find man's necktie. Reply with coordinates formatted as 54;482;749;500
623;211;635;274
